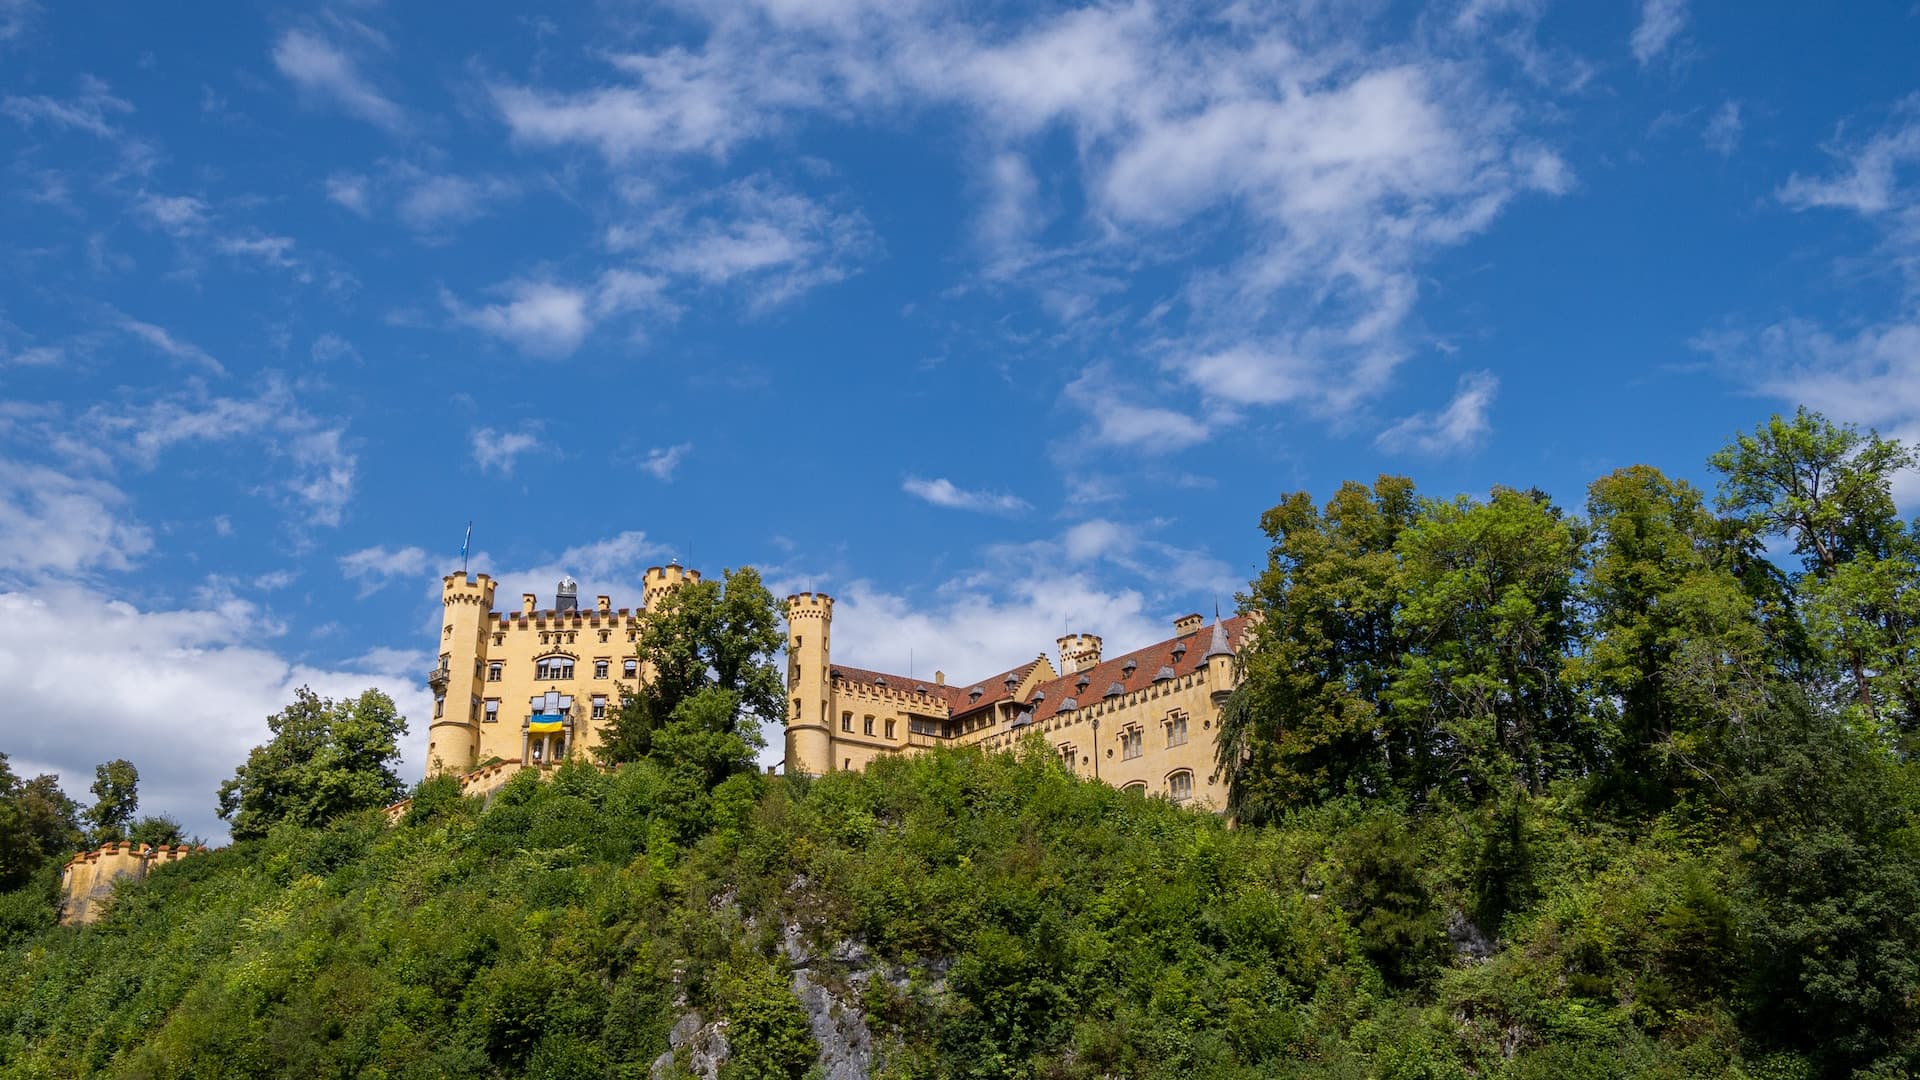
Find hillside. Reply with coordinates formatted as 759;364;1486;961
3;740;1911;1079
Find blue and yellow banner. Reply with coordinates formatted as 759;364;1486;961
529;717;565;734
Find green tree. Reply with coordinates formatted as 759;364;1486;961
127;815;188;847
0;753;84;890
597;566;785;770
83;758;139;844
216;687;409;841
1581;466;1780;808
1219;476;1417;822
1710;408;1919;725
1388;487;1591;799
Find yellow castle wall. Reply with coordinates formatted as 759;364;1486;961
427;566;701;777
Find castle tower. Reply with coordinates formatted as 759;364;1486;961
1057;633;1104;675
642;563;703;609
1204;613;1236;704
785;592;835;775
430;572;496;775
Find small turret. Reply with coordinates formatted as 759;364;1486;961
642;563;703;609
1057;633;1103;675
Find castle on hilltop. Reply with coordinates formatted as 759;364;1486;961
427;567;1246;811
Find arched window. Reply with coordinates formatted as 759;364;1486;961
1167;770;1194;803
1122;781;1148;796
535;656;574;681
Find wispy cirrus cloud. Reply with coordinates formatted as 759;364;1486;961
271;26;406;133
470;425;544;475
1631;0;1688;66
902;476;1029;514
1374;371;1500;456
488;4;1567;452
641;443;692;481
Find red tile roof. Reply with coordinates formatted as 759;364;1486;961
1020;615;1251;724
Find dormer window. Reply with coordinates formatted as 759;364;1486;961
1004;674;1018;690
1172;642;1188;660
1122;660;1138;677
968;686;984;702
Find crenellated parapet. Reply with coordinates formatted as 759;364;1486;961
831;674;953;715
443;572;497;608
58;841;211;927
786;591;834;619
642;564;702;609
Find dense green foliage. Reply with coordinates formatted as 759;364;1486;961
596;566;785;774
2;408;1917;1077
216;687;409;841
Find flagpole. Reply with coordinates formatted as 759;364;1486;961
462;521;473;576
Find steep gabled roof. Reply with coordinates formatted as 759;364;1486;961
1017;614;1251;724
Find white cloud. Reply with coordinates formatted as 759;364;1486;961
83;381;359;526
0;0;39;42
470;425;543;474
133;191;208;235
902;476;1029;514
1;74;130;138
0;583;431;841
0;463;151;580
1778;98;1920;218
271;28;406;133
641;443;693;481
325;172;371;215
446;280;594;358
213;232;299;268
310;332;359;363
3;345;62;367
608;176;874;309
1064;366;1211;452
488;5;1569;438
1374;370;1499;455
339;544;432;595
1703;100;1742;157
394;169;517;231
1630;0;1688;66
117;313;223;374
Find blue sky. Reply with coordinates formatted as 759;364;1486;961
3;0;1917;840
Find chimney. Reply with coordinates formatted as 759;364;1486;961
596;595;611;613
1174;613;1204;634
522;593;537;614
934;670;945;687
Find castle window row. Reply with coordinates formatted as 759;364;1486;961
536;657;574;681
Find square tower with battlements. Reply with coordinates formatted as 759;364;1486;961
425;564;702;777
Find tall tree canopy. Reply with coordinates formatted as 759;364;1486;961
0;754;83;892
217;688;408;841
597;566;785;780
83;758;139;844
1709;407;1920;731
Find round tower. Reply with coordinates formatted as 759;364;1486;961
642;563;703;609
785;592;835;775
431;572;497;776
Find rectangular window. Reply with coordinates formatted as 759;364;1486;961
885;719;896;739
1123;727;1143;760
1060;744;1077;770
623;658;638;678
594;659;609;679
483;699;500;723
1167;714;1187;747
591;696;607;720
433;695;445;718
842;712;853;732
536;657;575;680
863;715;874;736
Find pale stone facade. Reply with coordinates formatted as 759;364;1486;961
425;565;702;776
786;593;1247;811
425;566;1244;811
58;842;206;926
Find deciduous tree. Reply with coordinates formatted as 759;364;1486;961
217;687;408;840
